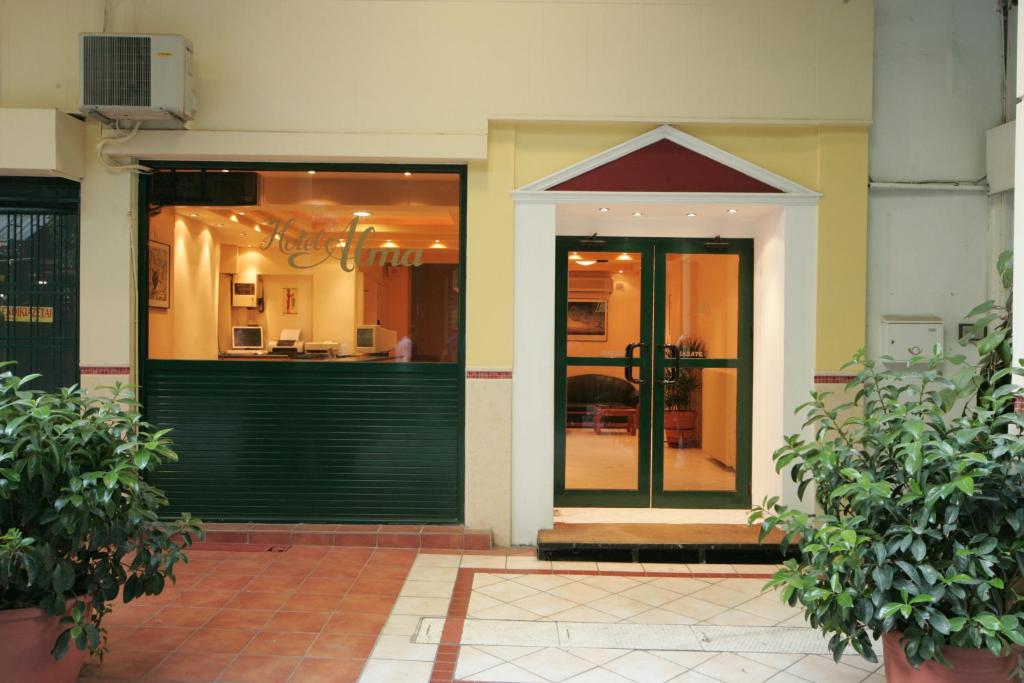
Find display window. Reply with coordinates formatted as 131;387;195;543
145;168;461;363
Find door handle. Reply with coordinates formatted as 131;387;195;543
624;342;646;385
656;344;680;384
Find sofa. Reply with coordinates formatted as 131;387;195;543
565;373;639;431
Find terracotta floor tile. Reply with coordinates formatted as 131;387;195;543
216;560;272;575
298;577;354;596
262;561;319;577
359;564;412;580
204;608;275;630
282;592;343;612
288;657;366;683
131;626;194;651
144;651;232;682
146;606;217;628
247;574;305;592
337;594;395;614
178;628;257;654
323;547;374;561
309;563;364;579
243;631;317;656
347;578;405;596
219;654;301;683
225;591;293;610
104;605;162;626
81;649;167;678
175;589;237;608
368;548;420;563
193;573;255;591
263;610;331;633
322;611;389;635
308;633;378;659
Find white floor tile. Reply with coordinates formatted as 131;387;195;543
515;647;595;681
544;605;622;624
589;594;653;619
477;579;542;602
473;572;507;588
405;565;458;582
564;668;635;683
641;563;693;574
686;564;738;574
649;650;716;668
566;648;632;666
579;575;644;593
472;602;544;621
626;608;697;625
413;553;461;568
411;617;444;644
785;654;872;683
513;573;578;591
688;584;758;608
506;557;554;571
370;634;438;661
662;595;730;621
472;662;548;682
693;652;778;683
381;614;423;636
455;646;504;679
391;596;451;617
647;577;713;595
700;609;777;627
512;593;579;617
475;644;544;661
667;670;722;682
548;581;613;604
461;619;561;647
603;650;689;683
358;659;433;683
461;555;508;568
735;652;803;669
399;580;455;598
558;622;703;650
763;672;811;683
620;583;691;607
597;562;647;573
551;561;600;571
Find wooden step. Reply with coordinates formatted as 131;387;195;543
538;523;784;548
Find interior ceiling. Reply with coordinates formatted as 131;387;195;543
175;170;460;250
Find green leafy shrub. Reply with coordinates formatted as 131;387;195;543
750;343;1024;667
0;368;202;659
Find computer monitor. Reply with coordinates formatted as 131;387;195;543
355;325;397;354
232;326;264;350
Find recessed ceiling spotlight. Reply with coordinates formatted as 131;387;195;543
568;252;581;261
618;269;624;274
254;226;261;232
686;212;697;218
403;171;412;177
216;223;223;227
616;253;632;261
382;240;398;249
598;207;610;213
38;279;48;285
220;169;229;173
632;211;642;217
237;211;245;216
239;233;245;237
274;234;281;241
430;240;446;249
577;260;597;266
189;212;198;218
353;211;372;217
230;215;239;223
727;208;738;214
307;170;316;175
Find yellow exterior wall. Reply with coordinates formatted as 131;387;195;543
465;122;869;372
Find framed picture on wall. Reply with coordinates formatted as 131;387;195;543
283;287;298;315
147;241;171;309
567;298;607;341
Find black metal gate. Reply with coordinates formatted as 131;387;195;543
0;178;80;392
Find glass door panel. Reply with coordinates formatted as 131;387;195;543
653;242;752;508
555;239;652;507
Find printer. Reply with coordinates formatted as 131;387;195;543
268;328;305;356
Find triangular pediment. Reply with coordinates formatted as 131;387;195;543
515;125;817;197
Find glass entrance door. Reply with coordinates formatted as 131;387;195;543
554;236;753;509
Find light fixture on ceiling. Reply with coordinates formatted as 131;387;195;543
274;234;281;241
686;212;697;218
616;253;632;261
254;225;261;232
576;260;597;266
239;233;245;237
727;208;738;214
632;211;642;217
382;240;398;249
598;207;609;213
189;212;198;218
230;215;239;223
237;211;246;216
431;240;446;249
307;170;316;175
568;252;581;261
38;279;48;285
618;269;624;274
220;169;229;173
216;223;223;227
353;211;372;217
403;171;412;177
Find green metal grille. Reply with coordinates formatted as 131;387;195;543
0;179;80;392
145;360;462;523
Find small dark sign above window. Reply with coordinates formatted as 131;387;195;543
149;171;259;207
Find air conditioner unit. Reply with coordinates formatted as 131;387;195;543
569;275;613;294
79;34;196;129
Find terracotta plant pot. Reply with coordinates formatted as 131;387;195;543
665;409;699;448
0;604;87;683
882;632;1021;682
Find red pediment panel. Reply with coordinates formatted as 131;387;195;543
549;138;782;193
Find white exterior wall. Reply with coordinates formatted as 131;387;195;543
867;0;1011;359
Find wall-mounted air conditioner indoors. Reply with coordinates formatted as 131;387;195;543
79;34;196;129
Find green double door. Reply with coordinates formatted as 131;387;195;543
555;236;753;509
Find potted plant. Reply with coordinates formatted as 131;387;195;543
664;337;705;448
0;369;202;683
749;255;1024;681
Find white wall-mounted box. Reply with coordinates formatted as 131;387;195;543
881;315;944;362
986;121;1014;194
232;281;257;308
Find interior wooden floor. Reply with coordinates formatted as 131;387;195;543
564;429;735;492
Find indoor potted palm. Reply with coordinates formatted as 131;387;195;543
750;255;1024;681
0;368;202;683
664;337;705;448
